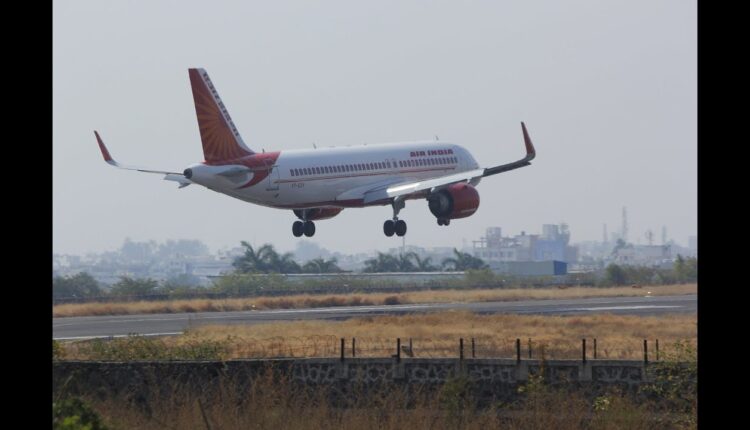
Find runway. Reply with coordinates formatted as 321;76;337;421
53;294;696;340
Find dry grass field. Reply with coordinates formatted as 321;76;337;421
61;311;697;361
55;311;697;428
56;366;695;430
53;283;696;318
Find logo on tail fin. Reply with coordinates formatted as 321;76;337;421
189;68;254;163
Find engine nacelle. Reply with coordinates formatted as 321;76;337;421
427;183;480;220
293;207;344;221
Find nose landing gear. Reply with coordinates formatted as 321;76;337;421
384;198;407;237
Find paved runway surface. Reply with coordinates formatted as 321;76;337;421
53;294;696;340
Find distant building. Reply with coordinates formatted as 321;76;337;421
612;244;672;266
471;224;578;264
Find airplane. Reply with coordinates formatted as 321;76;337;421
95;68;536;238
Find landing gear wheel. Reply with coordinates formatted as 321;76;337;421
437;218;450;226
303;221;316;237
383;220;395;237
395;220;407;236
292;221;304;237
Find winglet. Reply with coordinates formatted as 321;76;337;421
521;122;535;160
94;131;116;165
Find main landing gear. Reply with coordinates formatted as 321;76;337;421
384;198;407;237
292;208;317;237
292;220;316;237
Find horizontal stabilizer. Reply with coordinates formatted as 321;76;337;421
164;174;192;188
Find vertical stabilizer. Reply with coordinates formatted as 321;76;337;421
188;68;254;162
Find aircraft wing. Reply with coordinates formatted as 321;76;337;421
362;122;536;204
362;168;485;204
94;131;192;187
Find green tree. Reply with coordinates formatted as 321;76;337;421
441;249;488;271
302;257;342;273
233;242;300;273
604;263;628;286
110;276;159;296
363;253;400;272
53;272;102;299
407;252;438;272
395;253;416;272
674;255;697;283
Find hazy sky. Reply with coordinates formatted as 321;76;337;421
53;0;696;255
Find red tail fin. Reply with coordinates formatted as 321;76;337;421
188;68;254;162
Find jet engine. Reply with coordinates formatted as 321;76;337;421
427;183;480;220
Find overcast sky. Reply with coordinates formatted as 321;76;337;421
53;0;696;255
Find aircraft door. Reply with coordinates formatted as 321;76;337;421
266;165;280;191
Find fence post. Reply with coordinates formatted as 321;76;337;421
471;338;476;358
528;338;532;359
352;338;356;358
460;338;464;360
410;338;413;356
582;339;587;363
656;339;659;361
644;339;648;364
397;338;401;363
340;338;345;362
516;338;521;363
593;338;597;359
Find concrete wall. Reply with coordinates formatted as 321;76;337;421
53;358;659;406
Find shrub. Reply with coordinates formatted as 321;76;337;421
53;397;108;430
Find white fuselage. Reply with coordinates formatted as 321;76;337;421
186;141;480;209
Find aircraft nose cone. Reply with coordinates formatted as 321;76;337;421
183;168;193;179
